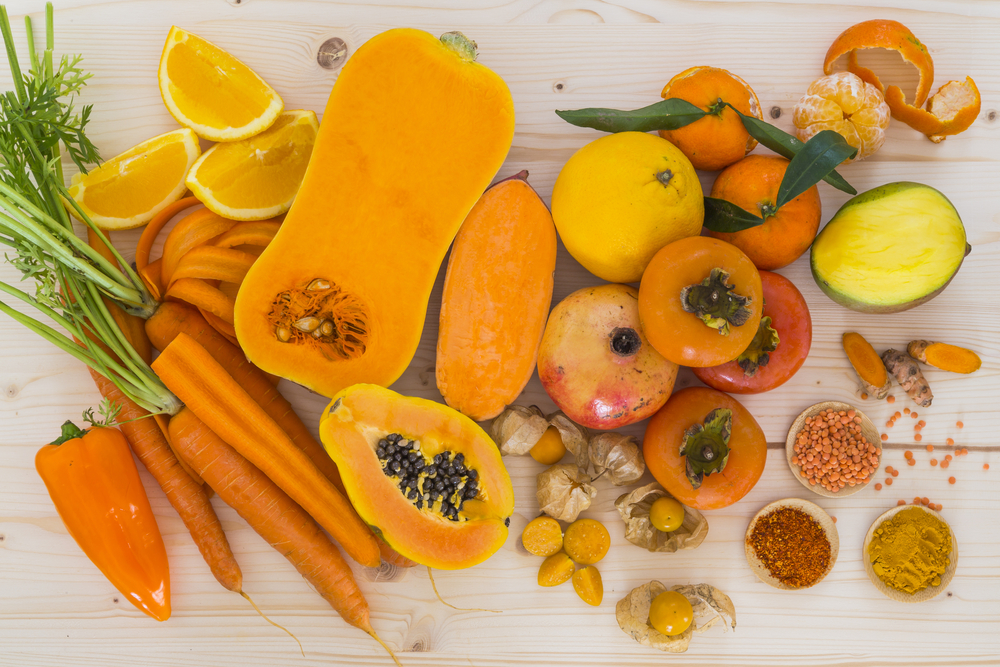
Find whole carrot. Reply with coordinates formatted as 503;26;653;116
168;409;399;664
151;333;381;568
89;370;242;593
145;302;342;487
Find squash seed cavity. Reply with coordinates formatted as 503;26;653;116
267;278;370;359
377;433;481;521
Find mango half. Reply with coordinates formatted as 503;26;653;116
811;182;970;313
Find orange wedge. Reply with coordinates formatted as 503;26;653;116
67;128;201;230
793;72;890;162
185;110;319;220
823;19;979;142
158;26;284;142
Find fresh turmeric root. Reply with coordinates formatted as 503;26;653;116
907;340;982;374
882;349;933;407
842;332;892;399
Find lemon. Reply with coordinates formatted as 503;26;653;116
158;26;284;142
186;110;319;221
551;132;704;283
67;128;201;230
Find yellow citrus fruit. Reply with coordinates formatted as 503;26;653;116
793;72;890;163
159;26;284;142
186;110;319;221
551;132;704;283
658;66;763;172
67;128;201;230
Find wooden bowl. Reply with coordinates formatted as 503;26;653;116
785;401;882;498
744;497;839;590
863;504;959;602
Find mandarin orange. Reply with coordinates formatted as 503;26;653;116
793;72;890;162
657;66;762;171
708;155;821;271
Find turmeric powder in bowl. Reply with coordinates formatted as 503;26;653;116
868;507;952;594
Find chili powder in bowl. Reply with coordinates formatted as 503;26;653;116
786;401;882;498
745;498;839;590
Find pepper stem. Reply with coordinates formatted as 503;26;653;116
50;420;86;446
679;408;732;489
736;316;779;377
440;31;477;62
679;267;753;336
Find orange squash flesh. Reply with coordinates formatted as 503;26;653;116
320;384;514;570
436;172;557;421
235;29;515;397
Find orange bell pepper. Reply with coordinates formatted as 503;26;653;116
35;421;171;621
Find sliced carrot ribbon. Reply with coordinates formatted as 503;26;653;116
165;278;236;324
136;196;202;271
167;246;258;289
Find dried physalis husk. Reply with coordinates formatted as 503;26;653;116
616;581;736;653
590;433;645;485
491;405;549;456
547;411;590;473
614;483;708;553
536;463;596;522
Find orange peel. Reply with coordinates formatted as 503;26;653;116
823;19;934;107
823;19;979;142
887;76;981;143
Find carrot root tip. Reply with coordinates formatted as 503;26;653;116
239;590;304;657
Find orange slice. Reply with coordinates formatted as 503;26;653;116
659;66;762;171
158;26;284;142
185;110;319;220
793;72;890;162
823;19;979;142
67;128;201;230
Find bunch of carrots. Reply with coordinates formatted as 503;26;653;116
0;7;407;663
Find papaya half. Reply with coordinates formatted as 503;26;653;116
234;28;515;397
320;384;515;570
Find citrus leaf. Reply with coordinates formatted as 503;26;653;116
776;130;857;208
556;98;708;133
703;197;765;233
724;104;856;195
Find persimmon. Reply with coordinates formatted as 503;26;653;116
638;236;763;368
708;155;822;270
657;66;762;171
694;271;812;394
643;387;767;510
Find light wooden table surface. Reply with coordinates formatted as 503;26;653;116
1;1;998;665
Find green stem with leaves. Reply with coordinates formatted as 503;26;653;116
0;3;178;416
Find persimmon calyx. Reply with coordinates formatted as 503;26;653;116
680;268;753;336
736;316;779;377
680;408;732;490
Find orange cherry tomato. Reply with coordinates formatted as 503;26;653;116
638;236;762;367
643;387;767;510
694;271;812;394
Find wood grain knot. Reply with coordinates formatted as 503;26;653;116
770;106;782;119
406;638;429;652
361;560;406;583
5;384;17;399
317;38;348;69
987;110;997;122
553;81;566;92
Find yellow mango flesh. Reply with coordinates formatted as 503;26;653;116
812;183;966;310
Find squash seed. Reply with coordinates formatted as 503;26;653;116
307;278;331;291
293;316;322;332
319;320;335;337
275;326;291;342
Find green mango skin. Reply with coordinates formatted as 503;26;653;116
810;182;970;314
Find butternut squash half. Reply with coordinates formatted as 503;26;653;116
436;171;557;421
234;29;515;396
